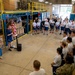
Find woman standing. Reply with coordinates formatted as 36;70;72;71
6;24;13;51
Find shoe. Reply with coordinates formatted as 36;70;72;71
60;33;61;35
14;48;17;49
10;46;14;48
8;49;12;51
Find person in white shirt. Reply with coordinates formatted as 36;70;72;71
67;37;73;55
44;19;49;35
61;31;68;42
51;47;62;75
65;20;70;35
70;21;75;36
60;20;66;35
36;19;41;34
70;21;74;31
29;60;46;75
32;20;37;35
49;19;55;33
68;21;73;36
61;42;68;59
55;20;60;32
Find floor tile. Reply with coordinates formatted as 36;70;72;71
0;63;23;75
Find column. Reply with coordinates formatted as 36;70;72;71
72;3;75;13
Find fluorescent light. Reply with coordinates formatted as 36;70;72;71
45;1;48;4
38;0;44;2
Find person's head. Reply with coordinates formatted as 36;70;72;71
7;25;11;30
33;60;41;71
10;19;14;24
45;19;48;22
63;31;67;37
71;30;75;37
34;20;35;22
57;47;62;55
35;17;38;20
38;19;41;22
67;37;72;43
7;22;12;29
65;54;74;64
61;42;67;48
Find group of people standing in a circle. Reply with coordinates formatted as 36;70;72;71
32;17;75;37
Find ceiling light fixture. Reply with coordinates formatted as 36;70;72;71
45;1;48;4
38;0;44;2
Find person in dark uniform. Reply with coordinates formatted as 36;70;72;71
41;19;45;34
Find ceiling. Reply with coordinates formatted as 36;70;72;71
31;0;72;4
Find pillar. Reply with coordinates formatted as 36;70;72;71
72;3;75;13
46;4;52;17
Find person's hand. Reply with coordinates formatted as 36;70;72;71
51;62;55;67
8;33;13;36
51;63;53;67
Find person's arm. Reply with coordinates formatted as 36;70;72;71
51;56;58;67
7;33;13;36
6;29;12;36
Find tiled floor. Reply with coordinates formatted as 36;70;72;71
0;33;75;75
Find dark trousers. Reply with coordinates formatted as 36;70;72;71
52;66;59;75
